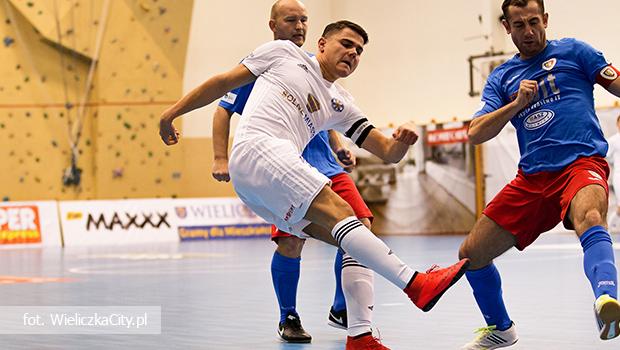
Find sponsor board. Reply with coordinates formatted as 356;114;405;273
59;199;178;246
0;202;61;247
178;224;272;240
427;126;469;145
172;198;270;240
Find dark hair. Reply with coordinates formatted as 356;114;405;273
321;20;368;44
501;0;544;20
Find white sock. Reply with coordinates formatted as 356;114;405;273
332;216;414;289
342;254;374;337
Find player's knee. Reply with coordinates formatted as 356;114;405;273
458;242;488;270
458;243;470;262
360;217;371;230
277;236;304;257
328;201;356;223
581;208;605;228
458;245;466;261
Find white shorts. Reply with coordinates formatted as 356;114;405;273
614;172;620;206
229;138;330;237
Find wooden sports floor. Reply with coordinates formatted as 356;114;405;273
0;231;619;349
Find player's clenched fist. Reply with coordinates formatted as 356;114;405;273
515;79;538;109
159;116;180;145
392;122;418;145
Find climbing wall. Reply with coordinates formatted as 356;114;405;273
0;0;193;200
95;0;190;199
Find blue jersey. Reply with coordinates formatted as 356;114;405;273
475;38;610;174
218;83;344;178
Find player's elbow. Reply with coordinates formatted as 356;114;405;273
467;131;483;145
383;150;405;164
467;125;485;145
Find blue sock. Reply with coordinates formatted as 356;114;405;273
466;263;512;330
332;248;346;312
271;251;301;323
580;226;618;299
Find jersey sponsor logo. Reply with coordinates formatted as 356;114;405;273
306;94;321;113
283;205;296;222
282;89;305;115
331;98;344;112
221;92;237;104
523;109;554;130
542;58;557;71
297;63;309;73
600;66;618;80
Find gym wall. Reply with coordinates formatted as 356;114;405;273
0;0;193;200
2;1;619;200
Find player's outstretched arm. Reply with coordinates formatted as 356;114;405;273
159;64;256;145
468;79;537;144
212;106;234;182
360;122;418;164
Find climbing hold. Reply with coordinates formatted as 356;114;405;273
3;36;14;47
112;168;124;178
139;1;151;12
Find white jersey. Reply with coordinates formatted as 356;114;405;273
608;133;620;169
233;40;373;154
608;133;620;206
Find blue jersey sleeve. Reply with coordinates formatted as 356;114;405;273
474;75;505;118
217;82;255;115
573;39;609;84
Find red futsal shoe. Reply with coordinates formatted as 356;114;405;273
346;334;390;350
404;258;470;312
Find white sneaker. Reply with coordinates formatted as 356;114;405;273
594;294;620;340
461;323;518;350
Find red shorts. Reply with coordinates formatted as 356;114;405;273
272;172;373;240
483;156;609;250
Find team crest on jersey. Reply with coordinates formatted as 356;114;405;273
600;66;618;80
524;109;555;130
331;98;344;112
542;58;557;71
297;63;309;73
306;94;321;113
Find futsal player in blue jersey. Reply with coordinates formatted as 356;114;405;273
459;0;620;348
211;1;379;347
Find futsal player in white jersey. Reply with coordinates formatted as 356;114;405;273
160;20;470;348
607;115;620;232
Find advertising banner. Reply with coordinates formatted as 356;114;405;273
172;198;271;240
427;126;469;145
0;201;61;247
59;199;178;246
